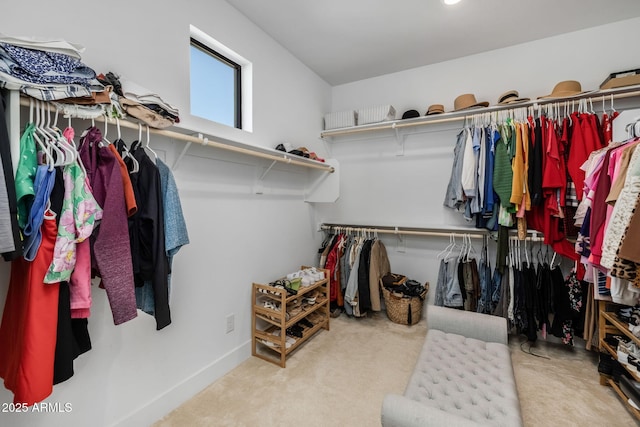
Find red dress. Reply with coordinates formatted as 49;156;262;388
0;213;60;406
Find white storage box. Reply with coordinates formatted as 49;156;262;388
324;110;357;130
357;105;396;125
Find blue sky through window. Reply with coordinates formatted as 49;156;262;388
190;44;235;127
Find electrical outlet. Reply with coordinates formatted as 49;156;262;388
226;314;235;334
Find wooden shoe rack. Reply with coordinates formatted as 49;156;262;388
598;300;640;420
251;266;330;368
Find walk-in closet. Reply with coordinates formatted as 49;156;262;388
2;1;640;426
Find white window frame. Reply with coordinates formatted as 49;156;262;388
189;25;253;132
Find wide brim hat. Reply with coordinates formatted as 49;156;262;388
426;104;445;115
538;80;586;99
498;90;530;105
401;109;420;119
453;94;489;111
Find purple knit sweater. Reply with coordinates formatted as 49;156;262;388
79;127;137;325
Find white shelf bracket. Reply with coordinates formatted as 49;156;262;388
254;158;283;194
172;140;193;171
392;123;406;156
394;226;406;253
173;132;204;170
320;136;333;159
259;160;278;180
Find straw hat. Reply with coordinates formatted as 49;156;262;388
538;80;586;99
498;90;530;105
426;104;445;115
453;94;489;111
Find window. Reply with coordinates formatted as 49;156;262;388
189;25;253;131
190;38;241;129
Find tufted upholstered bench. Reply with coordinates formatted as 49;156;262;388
381;305;523;427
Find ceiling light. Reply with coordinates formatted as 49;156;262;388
443;0;462;5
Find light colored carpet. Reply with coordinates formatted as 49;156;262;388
154;312;636;427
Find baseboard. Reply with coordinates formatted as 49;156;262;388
110;340;252;427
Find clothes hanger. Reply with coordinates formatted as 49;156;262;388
49;108;76;165
144;125;158;161
32;101;56;170
100;116;111;147
466;234;477;261
38;101;66;167
437;234;455;260
550;250;558;269
436;235;452;259
611;94;616;115
115;118;139;173
458;234;468;261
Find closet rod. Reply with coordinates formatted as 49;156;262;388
321;223;489;239
321;85;640;139
18;97;335;173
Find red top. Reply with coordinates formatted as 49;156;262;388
0;214;59;406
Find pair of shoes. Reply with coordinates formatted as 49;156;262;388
286;325;304;338
267;330;295;348
271;279;297;296
598;353;614;375
263;301;280;311
330;307;342;318
287;268;324;285
288;301;303;317
298;318;314;328
307;312;324;323
304;291;318;305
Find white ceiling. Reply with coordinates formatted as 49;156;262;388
226;0;640;86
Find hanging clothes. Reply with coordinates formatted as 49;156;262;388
0;211;59;406
0;93;21;260
22;164;56;261
368;238;390;312
324;233;344;307
522;260;538;342
443;129;467;211
356;239;374;312
434;255;464;309
550;269;583;346
127;140;171;330
108;139;137;217
78;127;137;325
43;128;102;284
14;122;37;230
136;158;190;316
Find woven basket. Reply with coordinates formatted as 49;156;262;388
382;282;429;326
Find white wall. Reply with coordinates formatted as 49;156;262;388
314;17;640;300
0;1;330;426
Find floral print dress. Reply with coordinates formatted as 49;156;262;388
44;128;102;284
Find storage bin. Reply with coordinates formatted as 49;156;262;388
324;110;357;130
357;105;396;125
382;282;429;326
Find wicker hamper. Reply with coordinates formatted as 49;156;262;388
382;282;429;326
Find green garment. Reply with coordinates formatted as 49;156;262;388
493;128;514;212
15;123;37;230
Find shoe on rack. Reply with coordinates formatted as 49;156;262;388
598;353;614;375
299;318;314;328
286;325;304;338
306;267;325;281
263;301;280;311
